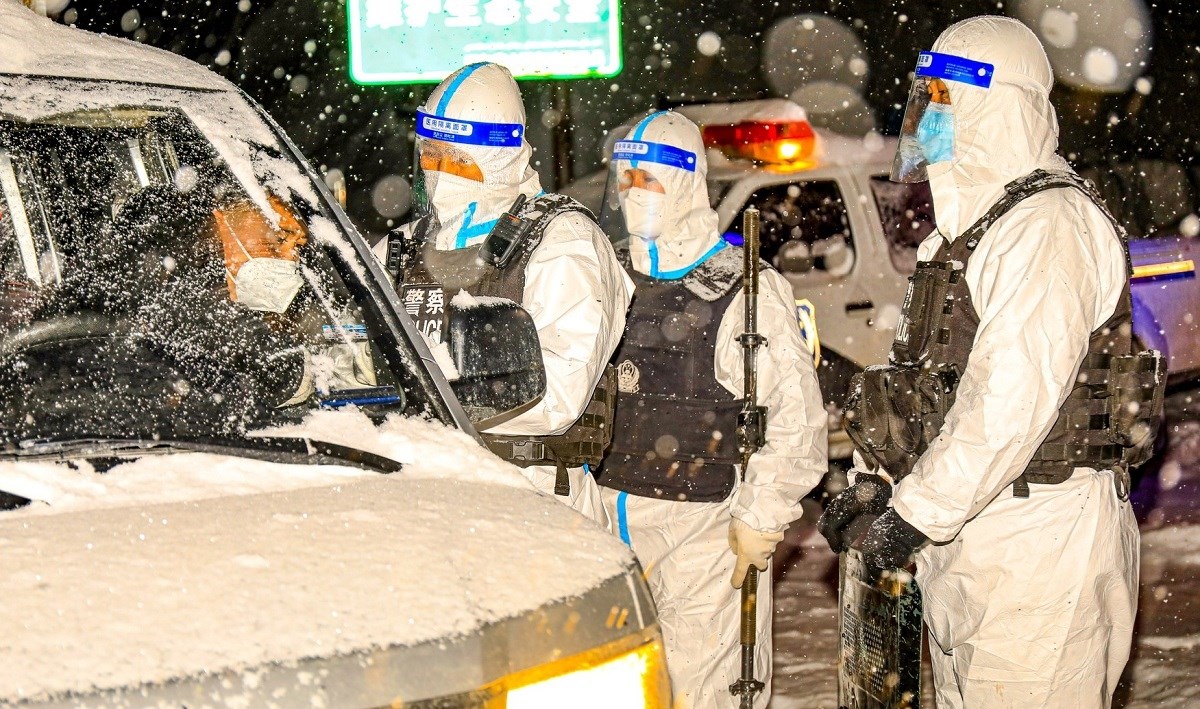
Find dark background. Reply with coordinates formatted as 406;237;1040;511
53;0;1200;236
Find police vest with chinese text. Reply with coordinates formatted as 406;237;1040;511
390;194;618;493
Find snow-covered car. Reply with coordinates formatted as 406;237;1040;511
0;5;668;707
567;99;1200;459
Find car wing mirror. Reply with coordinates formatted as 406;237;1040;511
447;298;546;429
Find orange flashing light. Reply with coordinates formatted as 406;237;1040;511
701;120;818;165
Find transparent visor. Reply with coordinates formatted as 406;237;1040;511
411;109;523;218
597;140;694;247
412;138;482;219
890;51;994;183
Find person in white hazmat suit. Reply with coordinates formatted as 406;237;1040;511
818;17;1143;708
377;63;633;526
594;111;828;708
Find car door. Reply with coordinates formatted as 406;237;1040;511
717;168;896;373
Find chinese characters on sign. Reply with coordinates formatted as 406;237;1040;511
348;0;621;83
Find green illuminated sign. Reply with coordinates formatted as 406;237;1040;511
347;0;622;84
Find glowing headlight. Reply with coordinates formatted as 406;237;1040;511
500;629;670;708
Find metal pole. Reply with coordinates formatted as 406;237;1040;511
731;207;766;708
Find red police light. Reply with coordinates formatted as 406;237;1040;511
701;120;818;165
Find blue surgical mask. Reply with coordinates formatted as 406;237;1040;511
916;104;955;165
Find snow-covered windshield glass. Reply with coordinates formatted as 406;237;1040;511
0;105;432;447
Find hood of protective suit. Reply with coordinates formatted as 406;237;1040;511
616;111;724;278
418;62;542;250
925;16;1071;238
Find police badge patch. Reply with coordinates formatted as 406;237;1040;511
617;359;640;393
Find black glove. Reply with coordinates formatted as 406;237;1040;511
860;509;928;569
817;472;893;553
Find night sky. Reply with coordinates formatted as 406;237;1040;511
53;0;1200;235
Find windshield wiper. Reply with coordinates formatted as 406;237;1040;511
239;435;404;474
2;436;403;475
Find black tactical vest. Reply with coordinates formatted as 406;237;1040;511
396;194;589;302
596;245;747;503
393;194;618;493
845;170;1165;496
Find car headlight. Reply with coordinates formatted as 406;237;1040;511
499;627;670;708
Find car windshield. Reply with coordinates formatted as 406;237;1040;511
0;105;437;448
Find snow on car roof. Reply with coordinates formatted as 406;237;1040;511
600;99;895;180
0;1;326;225
672;97;810;127
0;0;231;92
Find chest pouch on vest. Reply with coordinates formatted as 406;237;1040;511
843;364;957;481
1110;350;1167;469
892;260;960;367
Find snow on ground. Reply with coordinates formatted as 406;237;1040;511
770;414;1200;708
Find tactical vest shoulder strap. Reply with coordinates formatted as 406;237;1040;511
509;193;597;263
472;193;596;303
616;241;754;303
953;170;1131;275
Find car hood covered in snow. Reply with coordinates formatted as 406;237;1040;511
0;414;644;706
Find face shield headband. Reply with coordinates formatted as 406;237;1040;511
890;51;995;183
411;109;526;246
611;140;697;172
414;109;524;148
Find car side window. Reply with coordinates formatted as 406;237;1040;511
728;179;855;280
869;175;934;274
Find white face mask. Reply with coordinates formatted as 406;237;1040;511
233;257;304;314
620;187;666;240
425;171;483;223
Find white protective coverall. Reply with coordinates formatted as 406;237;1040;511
884;17;1140;707
598;111;828;708
392;63;633;526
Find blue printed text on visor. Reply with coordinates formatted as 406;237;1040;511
915;51;994;89
415;109;524;148
612;140;697;172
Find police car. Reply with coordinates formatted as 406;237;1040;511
567;98;1200;460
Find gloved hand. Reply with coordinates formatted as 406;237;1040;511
817;472;893;553
728;517;786;589
859;509;929;569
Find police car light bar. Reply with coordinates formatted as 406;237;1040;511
701;119;817;165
